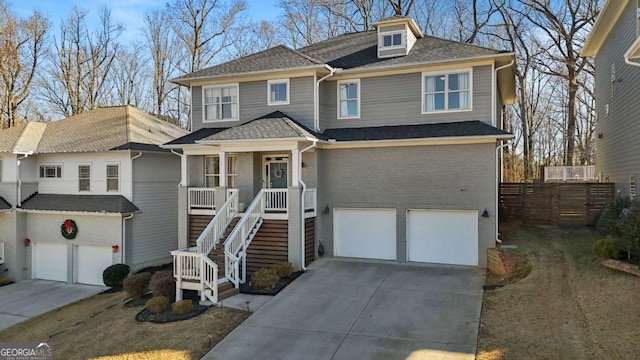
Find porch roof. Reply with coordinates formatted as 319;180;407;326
197;111;323;143
164;127;228;146
0;196;11;211
20;193;140;214
322;120;512;141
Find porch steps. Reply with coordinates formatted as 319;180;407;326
189;215;214;247
246;220;289;275
218;281;238;300
207;217;241;264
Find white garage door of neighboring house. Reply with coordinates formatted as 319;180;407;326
407;210;478;266
334;208;396;260
76;245;113;285
33;242;68;282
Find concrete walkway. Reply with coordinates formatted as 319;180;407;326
0;280;107;331
204;258;484;360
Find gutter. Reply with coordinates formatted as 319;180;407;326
14;151;33;207
315;65;337;132
170;149;185;186
298;140;318;271
624;40;640;67
495;141;512;244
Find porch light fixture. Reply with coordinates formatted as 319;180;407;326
482;208;490;218
323;206;330;214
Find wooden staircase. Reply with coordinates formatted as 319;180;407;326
246;220;289;275
206;217;240;300
189;215;214;247
218;281;238;300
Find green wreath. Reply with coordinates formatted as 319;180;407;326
61;219;78;240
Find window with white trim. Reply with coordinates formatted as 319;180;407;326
203;84;238;121
107;164;119;192
422;70;471;113
268;79;289;105
337;79;360;119
39;164;62;179
78;165;90;192
204;155;237;188
382;31;403;48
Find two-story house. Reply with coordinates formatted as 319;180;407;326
165;16;515;302
0;105;187;285
582;0;640;199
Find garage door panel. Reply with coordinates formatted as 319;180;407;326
334;208;396;260
76;246;113;285
33;243;68;282
408;210;478;266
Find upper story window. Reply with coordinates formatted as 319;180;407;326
268;79;290;105
337;79;360;119
39;164;62;179
382;32;403;48
78;165;91;192
204;155;237;188
422;70;472;113
107;164;119;192
203;84;238;122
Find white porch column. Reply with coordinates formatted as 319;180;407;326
219;151;227;187
291;150;300;187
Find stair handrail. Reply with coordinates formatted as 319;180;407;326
223;189;266;287
195;189;239;254
200;255;219;303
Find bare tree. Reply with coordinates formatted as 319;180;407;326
0;1;48;127
387;0;415;16
111;42;148;108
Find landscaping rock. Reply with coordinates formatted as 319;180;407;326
601;259;640;277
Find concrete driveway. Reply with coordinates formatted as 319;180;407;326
205;259;484;360
0;280;107;331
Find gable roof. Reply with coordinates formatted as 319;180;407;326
20;193;140;214
0;196;11;211
322;120;512;141
198;111;322;143
581;0;628;57
0;106;188;154
164;127;229;146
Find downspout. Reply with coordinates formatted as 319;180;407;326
171;149;184;186
15;152;33;207
122;214;133;263
299;139;318;271
315;65;337;132
495;141;512;244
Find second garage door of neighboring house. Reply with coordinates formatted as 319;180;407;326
334;208;396;260
33;242;68;282
407;209;478;266
76;245;113;285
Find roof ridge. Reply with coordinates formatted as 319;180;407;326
422;34;506;53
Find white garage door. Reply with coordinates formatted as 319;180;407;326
33;242;68;282
334;208;396;260
407;210;478;266
76;245;113;285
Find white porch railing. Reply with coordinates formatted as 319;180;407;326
171;250;218;303
264;189;287;212
304;189;317;216
544;166;596;182
224;189;266;288
0;241;4;265
188;187;216;212
194;189;238;254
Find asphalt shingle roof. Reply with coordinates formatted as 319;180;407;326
0;196;11;211
164;127;228;146
199;111;322;142
20;193;140;214
322;120;511;141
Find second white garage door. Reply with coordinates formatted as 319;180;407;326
33;242;68;282
76;245;113;285
334;208;396;260
407;210;478;266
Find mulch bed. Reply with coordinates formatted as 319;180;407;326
124;293;153;307
239;271;304;296
135;301;209;323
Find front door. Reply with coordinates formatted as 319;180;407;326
268;161;288;188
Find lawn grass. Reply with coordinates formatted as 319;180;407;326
0;291;250;360
477;221;640;359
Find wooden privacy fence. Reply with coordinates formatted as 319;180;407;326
499;182;615;226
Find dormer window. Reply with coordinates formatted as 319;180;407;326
374;16;422;59
382;32;403;48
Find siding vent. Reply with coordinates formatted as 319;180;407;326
630;175;637;200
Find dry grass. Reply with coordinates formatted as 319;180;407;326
0;292;249;360
477;221;640;359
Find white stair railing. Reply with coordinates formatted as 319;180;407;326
195;189;238;254
200;256;219;303
224;189;266;288
171;250;218;303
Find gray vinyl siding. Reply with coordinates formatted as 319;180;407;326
130;153;180;266
595;0;640;196
320;65;493;129
191;76;315;131
316;143;496;267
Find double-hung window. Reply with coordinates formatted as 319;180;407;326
268;79;289;105
107;165;119;192
39;164;62;179
78;165;91;192
423;70;471;113
203;84;238;121
338;79;360;119
204;155;237;188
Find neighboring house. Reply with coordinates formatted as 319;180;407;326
0;106;187;285
164;16;515;302
582;0;640;199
